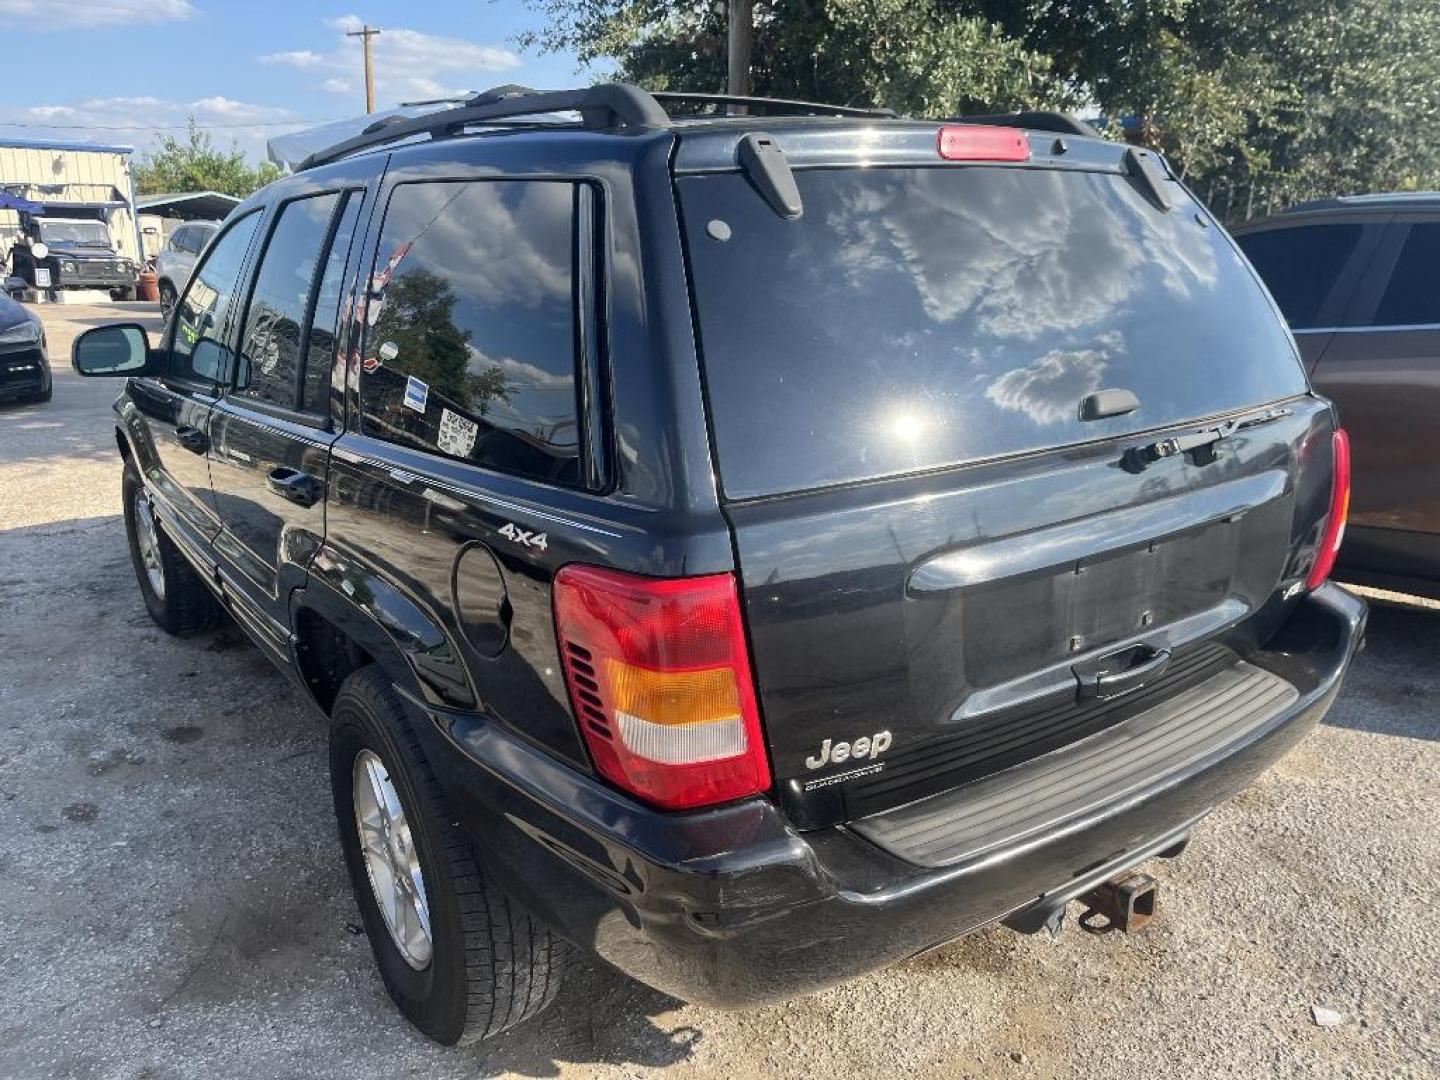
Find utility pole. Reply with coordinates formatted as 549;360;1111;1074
347;23;381;113
726;0;753;98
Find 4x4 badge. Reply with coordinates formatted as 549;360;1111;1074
498;522;548;551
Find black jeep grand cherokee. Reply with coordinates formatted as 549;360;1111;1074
73;85;1364;1045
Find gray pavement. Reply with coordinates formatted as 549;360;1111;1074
1;303;1436;1079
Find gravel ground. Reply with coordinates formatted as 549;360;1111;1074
1;303;1437;1080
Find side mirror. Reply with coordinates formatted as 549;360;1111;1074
72;323;154;377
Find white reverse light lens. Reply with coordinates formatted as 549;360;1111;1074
615;711;748;765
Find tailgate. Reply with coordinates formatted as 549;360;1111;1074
675;134;1329;828
724;402;1334;827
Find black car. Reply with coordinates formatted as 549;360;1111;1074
0;292;50;403
9;216;138;299
72;85;1364;1046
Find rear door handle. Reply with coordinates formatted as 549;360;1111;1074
1073;645;1172;701
266;467;323;508
173;425;208;454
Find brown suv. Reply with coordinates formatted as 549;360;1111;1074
1234;194;1440;599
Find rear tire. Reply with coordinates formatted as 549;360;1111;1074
122;462;222;635
329;666;571;1045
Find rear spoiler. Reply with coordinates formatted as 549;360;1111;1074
947;111;1102;139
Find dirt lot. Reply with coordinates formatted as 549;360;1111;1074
1;303;1436;1080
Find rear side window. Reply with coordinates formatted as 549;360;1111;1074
359;180;583;486
171;211;261;383
235;192;341;409
168;226;191;253
1235;224;1362;329
1372;223;1440;327
680;166;1308;500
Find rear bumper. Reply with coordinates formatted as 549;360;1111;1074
415;583;1365;1007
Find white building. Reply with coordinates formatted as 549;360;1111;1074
0;137;142;265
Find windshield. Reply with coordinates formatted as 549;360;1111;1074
39;220;111;246
678;164;1308;500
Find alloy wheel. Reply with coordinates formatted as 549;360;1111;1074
132;490;165;600
352;749;433;969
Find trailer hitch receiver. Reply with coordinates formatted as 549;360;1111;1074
1078;872;1159;934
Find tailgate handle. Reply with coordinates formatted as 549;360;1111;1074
1073;645;1172;701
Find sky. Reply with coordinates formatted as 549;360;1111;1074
0;1;590;164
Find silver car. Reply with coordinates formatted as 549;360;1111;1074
153;220;218;319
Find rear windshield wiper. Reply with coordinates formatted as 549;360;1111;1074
1122;406;1292;473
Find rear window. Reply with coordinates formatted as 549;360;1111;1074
679;166;1308;499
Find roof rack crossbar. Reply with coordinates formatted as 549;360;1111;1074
651;91;896;119
298;83;671;171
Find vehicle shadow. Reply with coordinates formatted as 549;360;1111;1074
462;960;701;1077
1322;589;1440;742
53;311;165;333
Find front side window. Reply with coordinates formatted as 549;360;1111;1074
234;193;341;409
171;211;261;383
358;179;583;486
1372;223;1440;327
1234;223;1363;329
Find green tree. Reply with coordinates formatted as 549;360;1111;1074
521;0;1440;212
523;0;1070;114
372;268;511;415
133;119;282;198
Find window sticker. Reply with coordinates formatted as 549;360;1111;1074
403;374;428;413
378;340;399;362
437;407;479;458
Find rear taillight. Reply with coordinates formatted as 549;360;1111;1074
1306;428;1351;591
553;566;771;810
936;124;1031;162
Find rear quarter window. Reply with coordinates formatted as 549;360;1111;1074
680;165;1307;499
1234;223;1363;329
1372;222;1440;327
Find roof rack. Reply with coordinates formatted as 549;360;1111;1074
297;83;671;171
948;111;1102;139
650;92;896;119
295;82;1091;172
1283;191;1440;214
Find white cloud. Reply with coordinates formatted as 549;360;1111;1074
259;16;521;104
259;50;327;69
25;105;77;120
0;96;302;165
0;0;195;30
